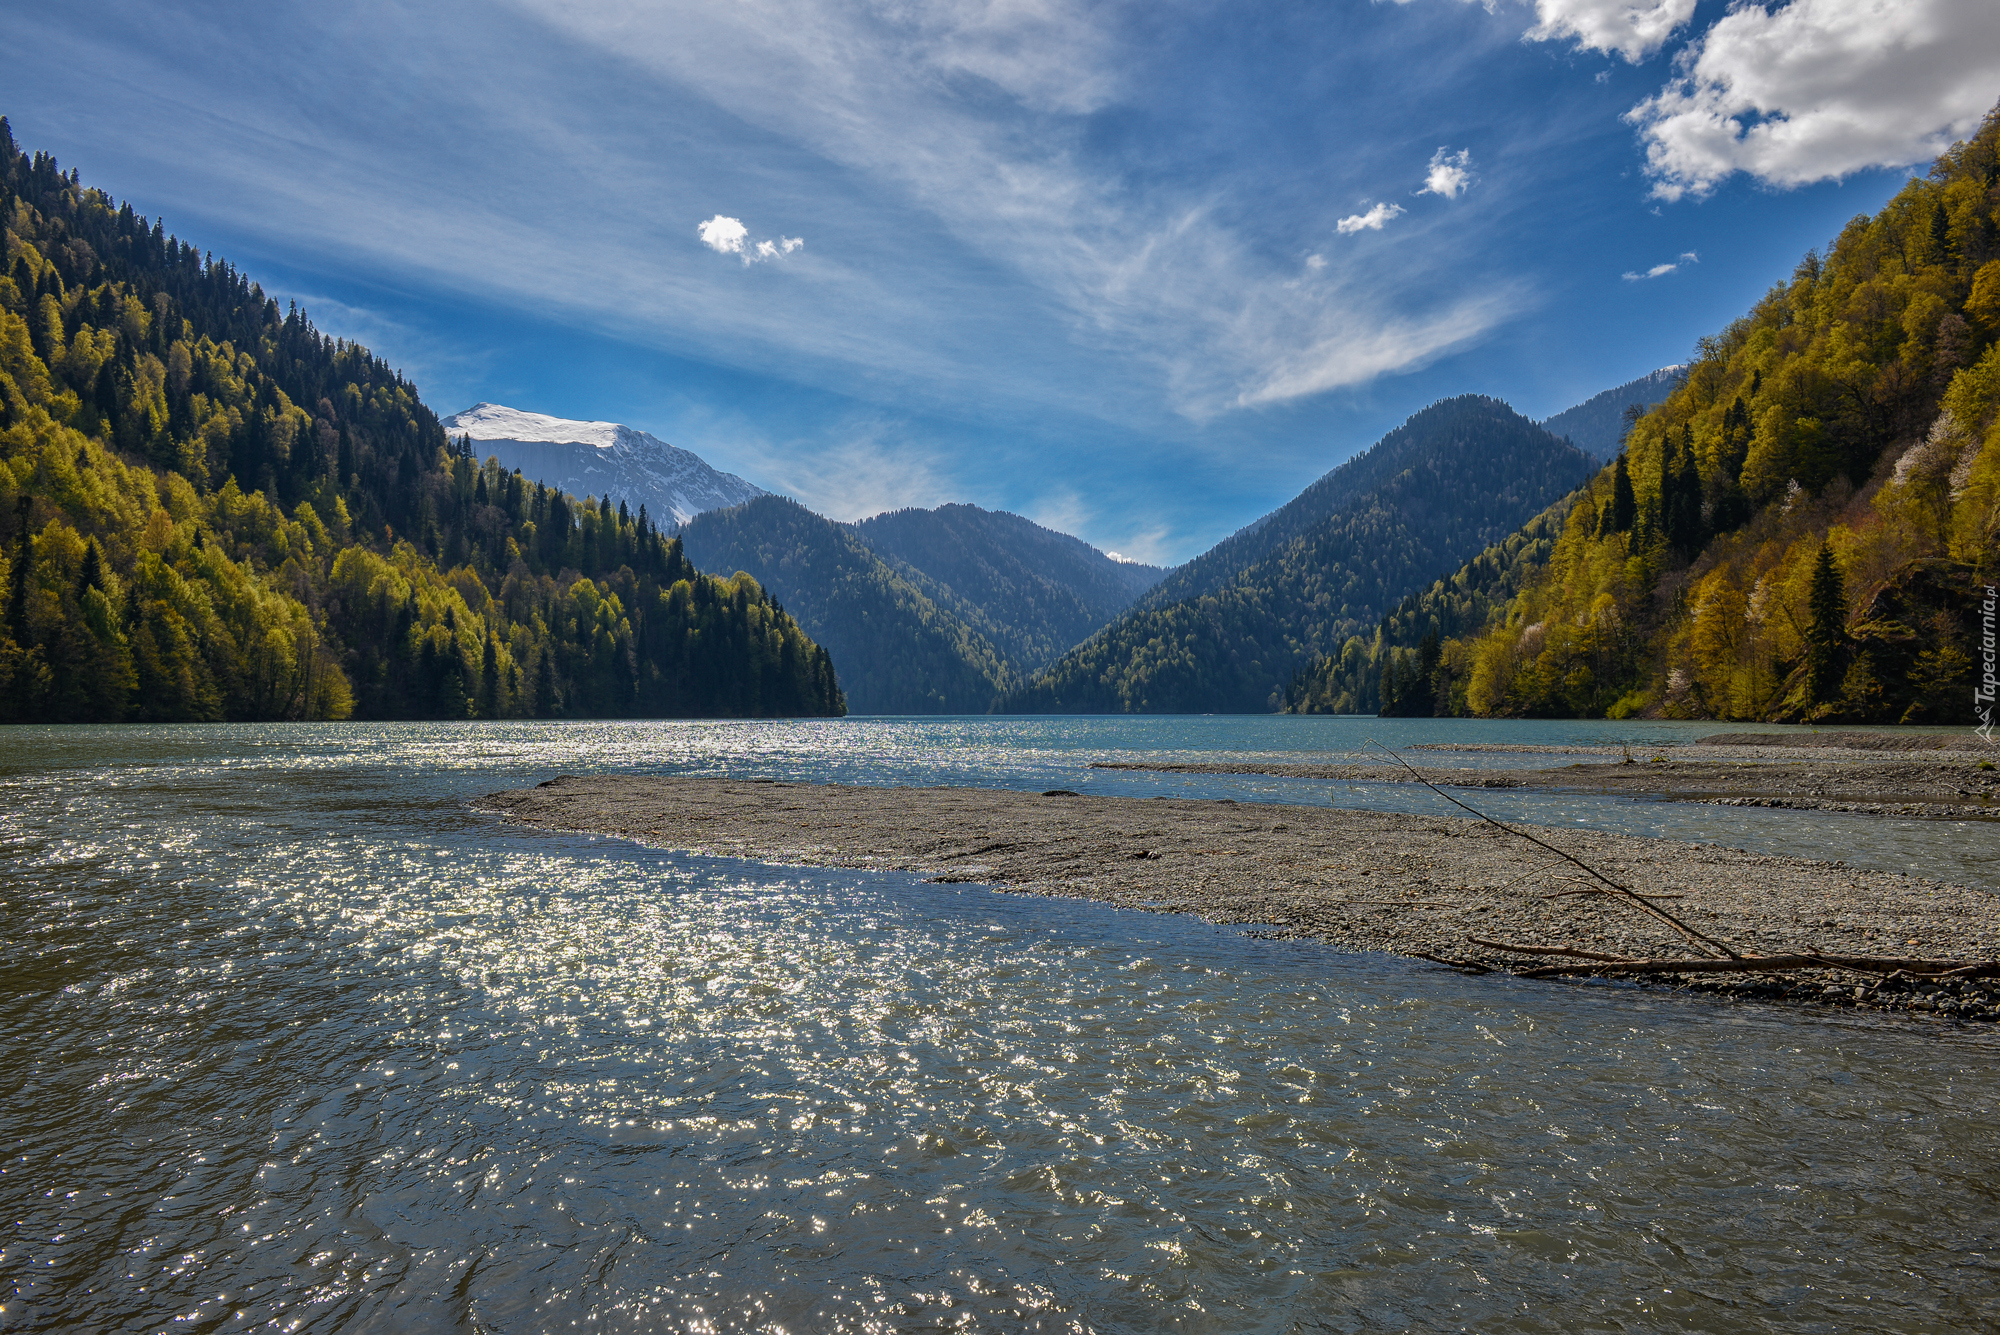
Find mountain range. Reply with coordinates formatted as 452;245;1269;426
681;499;1163;714
439;402;765;527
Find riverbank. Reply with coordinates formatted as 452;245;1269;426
1092;754;2000;819
484;775;2000;1022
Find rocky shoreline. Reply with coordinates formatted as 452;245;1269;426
483;775;2000;1025
1089;754;2000;818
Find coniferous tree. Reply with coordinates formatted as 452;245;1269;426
1805;543;1846;706
1609;454;1637;534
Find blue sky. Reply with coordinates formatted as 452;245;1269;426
13;0;1998;563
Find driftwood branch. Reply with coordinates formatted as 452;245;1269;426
1469;936;2000;980
1367;740;1742;959
1410;950;1492;975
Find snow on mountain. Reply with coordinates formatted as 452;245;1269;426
440;403;766;527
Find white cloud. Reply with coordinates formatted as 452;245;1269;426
1626;0;2000;200
1305;253;1327;270
1234;287;1518;405
697;214;748;254
1621;250;1697;280
1523;0;1697;63
1417;147;1475;198
1336;202;1406;234
699;213;804;264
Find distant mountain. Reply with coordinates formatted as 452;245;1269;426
998;396;1594;714
1538;367;1686;462
1128;396;1560;617
680;497;1014;714
850;504;1164;673
441;403;765;526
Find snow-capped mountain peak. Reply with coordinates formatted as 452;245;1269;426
441;403;766;528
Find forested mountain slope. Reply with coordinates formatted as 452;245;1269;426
0;120;842;722
998;397;1593;713
850;503;1163;674
1366;107;2000;724
680;496;1013;713
1539;367;1685;461
1284;498;1570;715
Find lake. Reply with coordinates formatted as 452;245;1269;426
3;719;1996;1332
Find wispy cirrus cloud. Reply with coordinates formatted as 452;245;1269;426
501;0;1513;419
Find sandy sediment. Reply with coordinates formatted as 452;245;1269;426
483;775;2000;1022
1091;756;2000;819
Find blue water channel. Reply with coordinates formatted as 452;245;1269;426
2;719;1995;1332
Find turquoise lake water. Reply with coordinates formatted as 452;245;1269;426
3;719;1995;1332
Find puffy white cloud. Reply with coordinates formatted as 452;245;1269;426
699;214;804;264
1417;146;1474;198
1305;253;1328;270
697;214;749;254
1336;202;1406;234
1524;0;1696;62
1626;0;2000;200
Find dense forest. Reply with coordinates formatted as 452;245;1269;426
680;496;1014;714
0;120;843;722
999;397;1593;713
851;503;1162;675
1284;499;1569;715
1312;108;2000;724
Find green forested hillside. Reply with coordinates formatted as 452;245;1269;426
998;397;1593;713
680;496;1013;713
851;503;1163;674
0;121;842;722
1284;499;1569;715
1427;109;2000;724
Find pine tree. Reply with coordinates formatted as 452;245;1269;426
1609;454;1637;533
1805;542;1846;705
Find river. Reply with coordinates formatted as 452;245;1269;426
3;719;1996;1332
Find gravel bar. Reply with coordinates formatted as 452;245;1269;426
1091;757;2000;819
484;775;2000;1023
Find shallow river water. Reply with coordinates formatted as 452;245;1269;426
3;720;1997;1333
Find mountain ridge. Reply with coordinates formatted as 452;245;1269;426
999;396;1594;713
849;503;1163;674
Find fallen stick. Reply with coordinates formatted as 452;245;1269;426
1410;950;1492;975
1368;740;1742;959
1540;888;1685;900
1470;938;2000;979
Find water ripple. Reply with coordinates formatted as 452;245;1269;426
3;722;1997;1333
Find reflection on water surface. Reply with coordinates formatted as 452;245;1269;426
2;721;1996;1332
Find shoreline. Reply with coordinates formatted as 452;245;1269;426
484;775;2000;1024
1090;754;2000;820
